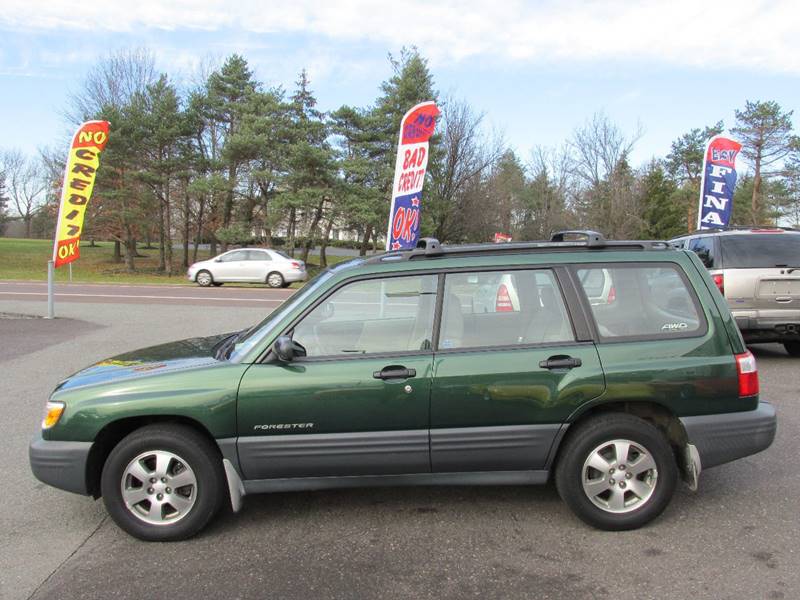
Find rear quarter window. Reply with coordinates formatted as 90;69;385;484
574;264;706;341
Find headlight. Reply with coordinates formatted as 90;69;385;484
42;401;65;429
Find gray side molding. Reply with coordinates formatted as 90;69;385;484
243;469;549;495
431;424;561;472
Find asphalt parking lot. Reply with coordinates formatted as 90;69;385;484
1;291;797;600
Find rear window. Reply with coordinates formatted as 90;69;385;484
575;264;705;340
720;234;800;268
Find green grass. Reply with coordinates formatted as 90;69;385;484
0;238;351;286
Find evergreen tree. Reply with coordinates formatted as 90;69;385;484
206;55;257;248
135;74;185;274
732;100;798;224
281;70;335;261
639;160;681;239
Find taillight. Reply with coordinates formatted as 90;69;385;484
712;273;724;295
496;284;513;312
291;261;301;269
735;350;759;397
607;286;616;304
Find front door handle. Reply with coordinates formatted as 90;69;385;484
539;355;582;370
373;365;417;380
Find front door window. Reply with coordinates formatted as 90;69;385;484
292;274;438;356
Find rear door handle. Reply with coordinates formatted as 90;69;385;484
373;365;417;380
539;355;582;370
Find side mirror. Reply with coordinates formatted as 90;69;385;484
273;336;295;362
273;336;306;362
214;257;222;263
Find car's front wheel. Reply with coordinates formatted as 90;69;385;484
101;424;225;541
555;413;677;531
784;341;800;357
195;270;213;287
266;271;285;288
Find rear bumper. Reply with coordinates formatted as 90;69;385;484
734;315;800;342
29;432;92;495
284;270;308;283
680;401;776;470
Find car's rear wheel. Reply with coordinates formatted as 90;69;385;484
784;341;800;357
101;424;225;541
266;271;285;288
196;270;213;287
555;413;677;531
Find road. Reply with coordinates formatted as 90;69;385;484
0;281;294;308
0;293;797;600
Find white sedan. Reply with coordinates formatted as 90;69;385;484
187;248;308;288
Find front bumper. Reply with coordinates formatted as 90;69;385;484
29;432;92;495
680;401;776;470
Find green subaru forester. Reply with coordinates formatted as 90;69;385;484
30;231;777;541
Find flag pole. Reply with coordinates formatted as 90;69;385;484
46;260;55;319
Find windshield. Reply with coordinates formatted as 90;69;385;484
227;270;335;362
720;234;800;268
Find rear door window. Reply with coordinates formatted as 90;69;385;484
720;234;800;268
688;237;716;268
575;264;705;340
220;250;247;262
246;250;271;261
439;270;574;349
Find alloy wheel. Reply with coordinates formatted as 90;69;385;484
120;450;198;525
581;438;658;514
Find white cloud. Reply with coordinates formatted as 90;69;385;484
2;0;799;73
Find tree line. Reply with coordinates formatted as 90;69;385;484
1;47;798;272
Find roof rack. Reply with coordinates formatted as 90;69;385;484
367;230;670;264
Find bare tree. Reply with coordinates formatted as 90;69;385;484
2;150;48;238
523;144;575;238
569;112;643;187
427;97;504;241
67;47;157;122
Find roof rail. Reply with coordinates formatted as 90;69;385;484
365;232;670;264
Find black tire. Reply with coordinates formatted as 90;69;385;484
266;271;285;288
555;413;677;531
101;424;225;542
784;341;800;357
196;270;213;287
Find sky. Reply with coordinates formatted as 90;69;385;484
1;0;798;170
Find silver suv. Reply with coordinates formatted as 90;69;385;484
671;228;800;356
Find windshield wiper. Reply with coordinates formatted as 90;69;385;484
214;330;246;361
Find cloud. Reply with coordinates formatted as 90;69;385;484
1;0;798;73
